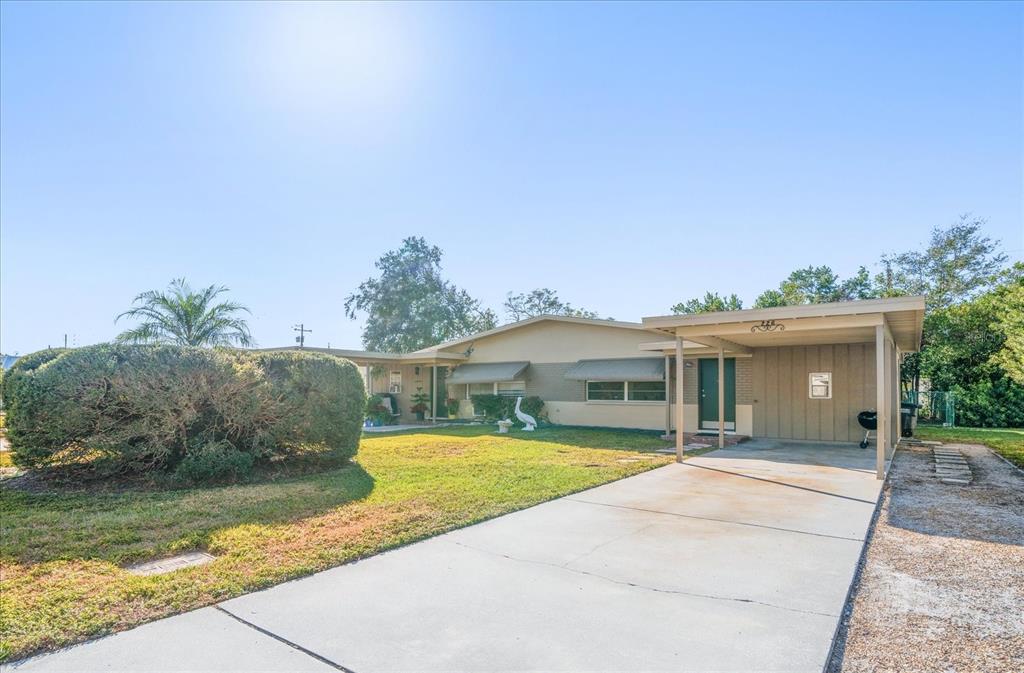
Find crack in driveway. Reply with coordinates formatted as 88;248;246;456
447;540;839;619
214;605;358;672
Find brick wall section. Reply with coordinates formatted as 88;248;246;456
677;357;752;404
736;357;753;404
525;363;585;402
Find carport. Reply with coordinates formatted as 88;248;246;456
641;297;926;479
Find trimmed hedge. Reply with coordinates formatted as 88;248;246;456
4;345;364;481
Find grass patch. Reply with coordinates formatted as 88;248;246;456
0;426;673;661
914;426;1024;468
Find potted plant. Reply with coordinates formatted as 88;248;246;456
410;388;430;421
446;397;460;419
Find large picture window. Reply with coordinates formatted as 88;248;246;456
586;381;665;402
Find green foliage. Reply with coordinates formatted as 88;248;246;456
878;214;1008;310
116;278;253;347
989;265;1024;386
504;288;599;321
446;398;460;415
366;395;391;426
470;394;545;423
671;291;743;315
248;350;364;458
949;378;1024;428
753;265;874;308
410;387;430;414
4;345;363;478
0;349;67;411
173;440;256;483
344;237;497;352
919;276;1024;427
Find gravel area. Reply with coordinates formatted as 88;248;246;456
829;442;1024;672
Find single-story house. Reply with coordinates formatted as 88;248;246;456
274;296;925;479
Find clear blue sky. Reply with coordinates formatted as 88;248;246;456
2;1;1021;354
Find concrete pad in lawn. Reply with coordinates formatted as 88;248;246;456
6;607;337;673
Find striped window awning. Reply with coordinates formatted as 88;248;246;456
564;358;665;382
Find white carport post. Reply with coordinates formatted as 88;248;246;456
875;324;887;479
675;337;685;462
895;347;902;442
718;345;725;449
431;365;438;424
365;364;372;394
664;354;671;439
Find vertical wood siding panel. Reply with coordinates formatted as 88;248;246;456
753;349;766;436
765;348;780;437
791;347;806;440
805;346;819;440
819;345;835;441
778;347;793;438
849;344;866;442
833;345;849;442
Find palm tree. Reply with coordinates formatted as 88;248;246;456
116;278;254;347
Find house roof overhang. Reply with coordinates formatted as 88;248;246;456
257;347;467;366
641;296;926;352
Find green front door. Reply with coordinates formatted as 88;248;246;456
699;358;736;430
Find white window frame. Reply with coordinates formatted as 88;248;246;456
389;370;403;394
809;372;832;400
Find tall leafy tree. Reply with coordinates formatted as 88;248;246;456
877;214;1008;309
671;291;743;314
753;265;874;308
116;278;253;347
989;264;1024;386
345;237;497;352
504;288;598;321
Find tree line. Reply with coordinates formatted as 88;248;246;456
343;216;1022;427
110;214;1021;427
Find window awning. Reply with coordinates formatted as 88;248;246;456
564;358;665;382
447;361;530;384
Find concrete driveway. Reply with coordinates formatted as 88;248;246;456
10;440;883;673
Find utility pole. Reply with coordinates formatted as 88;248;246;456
293;324;312;348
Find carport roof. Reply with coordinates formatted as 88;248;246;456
641;296;926;352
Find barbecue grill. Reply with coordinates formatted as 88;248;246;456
857;410;877;449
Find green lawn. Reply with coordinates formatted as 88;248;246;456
914;425;1024;468
0;426;673;662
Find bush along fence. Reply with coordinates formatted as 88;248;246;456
1;344;365;482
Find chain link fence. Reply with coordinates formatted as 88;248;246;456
910;390;956;427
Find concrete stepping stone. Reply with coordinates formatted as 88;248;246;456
932;448;972;485
127;552;215;576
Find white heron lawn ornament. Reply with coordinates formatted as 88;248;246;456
515;396;537;431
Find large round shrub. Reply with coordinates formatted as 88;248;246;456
4;345;365;479
246;350;365;460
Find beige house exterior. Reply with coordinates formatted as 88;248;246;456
277;296;924;480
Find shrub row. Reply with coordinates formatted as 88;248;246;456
469;394;545;424
2;345;365;481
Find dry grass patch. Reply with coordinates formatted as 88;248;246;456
0;425;671;661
